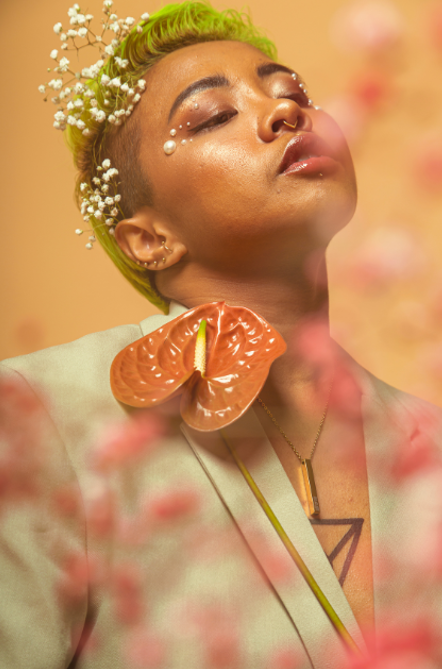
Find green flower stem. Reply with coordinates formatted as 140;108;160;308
220;429;361;656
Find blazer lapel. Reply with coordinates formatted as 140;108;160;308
181;407;367;668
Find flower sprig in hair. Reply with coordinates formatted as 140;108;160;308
76;159;122;249
39;2;149;136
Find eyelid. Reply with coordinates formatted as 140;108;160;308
190;109;237;133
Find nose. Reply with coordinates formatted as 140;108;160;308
258;98;313;142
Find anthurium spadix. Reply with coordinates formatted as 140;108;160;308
110;302;287;431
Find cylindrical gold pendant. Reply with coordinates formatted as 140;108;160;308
301;459;320;517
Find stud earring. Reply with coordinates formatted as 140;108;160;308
283;119;298;130
143;262;149;267
162;257;166;264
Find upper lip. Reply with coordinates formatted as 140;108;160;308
278;133;335;174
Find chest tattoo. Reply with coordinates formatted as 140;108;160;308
309;518;364;585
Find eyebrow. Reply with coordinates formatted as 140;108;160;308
167;62;297;123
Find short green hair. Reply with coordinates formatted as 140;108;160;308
66;1;277;313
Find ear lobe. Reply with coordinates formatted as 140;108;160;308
114;207;187;270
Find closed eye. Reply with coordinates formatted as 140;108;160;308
281;92;310;108
191;110;237;133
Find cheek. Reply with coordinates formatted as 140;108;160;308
152;139;269;225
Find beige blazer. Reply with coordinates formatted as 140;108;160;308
1;301;441;668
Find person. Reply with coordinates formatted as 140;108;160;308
1;2;442;667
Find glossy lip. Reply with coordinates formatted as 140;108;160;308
278;133;340;177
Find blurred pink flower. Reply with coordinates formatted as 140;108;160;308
125;628;166;668
344;616;442;668
411;139;442;193
112;562;145;625
345;227;425;290
93;414;165;471
348;69;394;111
266;647;304;669
147;486;201;523
330;1;404;53
428;2;442;51
323;94;367;143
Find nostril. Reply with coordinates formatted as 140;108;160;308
272;119;287;133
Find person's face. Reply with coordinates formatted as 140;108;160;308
136;40;357;270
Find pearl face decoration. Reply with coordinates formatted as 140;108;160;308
170;128;177;136
163;140;177;155
181;139;187;145
193;102;199;109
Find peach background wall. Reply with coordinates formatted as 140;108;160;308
1;0;442;404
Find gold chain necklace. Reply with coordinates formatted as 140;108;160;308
257;381;333;517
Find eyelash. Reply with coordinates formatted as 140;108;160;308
191;110;237;133
190;90;310;133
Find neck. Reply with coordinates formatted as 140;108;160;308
163;249;336;418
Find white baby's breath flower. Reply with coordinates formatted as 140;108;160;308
102;159;111;168
67;29;78;37
51;96;60;104
78;27;88;38
100;74;110;86
48;78;63;90
67;101;75;111
109;13;117;21
125;16;135;26
59;57;70;72
137;79;146;90
120;83;129;93
103;0;113;7
82;128;92;136
53;22;63;34
98;201;106;211
61;44;68;50
38;85;46;94
102;185;109;193
53;121;61;130
90;99;98;108
104;197;114;205
87;205;94;213
95;110;106;122
76;119;86;130
114;194;121;202
80;183;88;192
108;114;116;124
141;12;149;20
94;210;103;219
68;7;78;17
92;177;101;185
109;228;115;236
137;25;143;33
67;115;77;125
54;111;66;122
110;22;120;33
111;208;118;217
105;218;114;226
133;93;141;103
74;82;84;94
76;14;86;24
86;14;93;21
74;99;84;108
60;33;67;41
109;77;121;88
127;88;135;97
50;49;58;59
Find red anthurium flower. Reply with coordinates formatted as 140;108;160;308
110;302;286;431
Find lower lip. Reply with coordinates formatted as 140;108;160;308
282;155;338;176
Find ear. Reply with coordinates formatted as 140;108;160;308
114;206;187;271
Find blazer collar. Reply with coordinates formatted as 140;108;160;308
139;302;418;662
